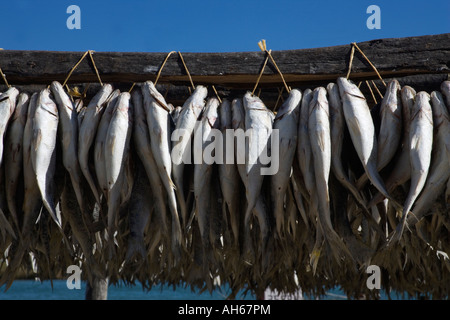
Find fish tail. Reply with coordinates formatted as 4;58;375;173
367;191;385;209
310;227;324;275
69;171;86;213
274;200;285;239
227;202;240;247
6;192;20;232
168;192;183;263
175;187;188;227
244;206;253;230
167;174;177;191
0;208;16;240
356;172;369;190
81;160;101;204
389;205;414;245
41;197;62;230
0;243;27;290
320;219;354;265
126;237;147;261
171;225;182;264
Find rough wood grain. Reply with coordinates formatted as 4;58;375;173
0;33;448;89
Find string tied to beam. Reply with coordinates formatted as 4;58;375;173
347;42;386;88
252;39;291;97
62;50;103;88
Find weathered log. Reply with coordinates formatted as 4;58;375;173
0;33;448;89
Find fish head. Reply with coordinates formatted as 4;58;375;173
15;95;29;126
415;91;430;106
337;77;365;101
194;85;208;100
37;88;59;119
1;87;19;115
326;83;336;92
317;87;329;109
203;97;220;128
387;79;401;92
117;92;131;112
131;88;143;110
411;91;432;123
441;80;450;93
144;81;170;112
183;85;207;115
50;81;64;95
275;89;302;121
243;92;267;111
401;86;416;118
50;81;77;113
308;87;329;116
401;86;416;99
430;91;450;125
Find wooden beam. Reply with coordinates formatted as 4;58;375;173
0;33;448;89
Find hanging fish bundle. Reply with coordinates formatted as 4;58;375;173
0;77;449;299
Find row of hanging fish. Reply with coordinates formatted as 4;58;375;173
0;77;449;298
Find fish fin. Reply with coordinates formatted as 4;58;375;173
389;208;416;245
310;247;322;276
166;173;177;191
109;136;116;155
186;204;196;231
42;199;61;229
34;129;42;152
316;131;326;153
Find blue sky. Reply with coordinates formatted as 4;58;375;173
0;0;448;52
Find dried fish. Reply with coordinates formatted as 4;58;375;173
142;81;182;260
337;77;396;205
271;89;301;238
390;91;433;244
31;88;61;227
78;84;113;204
5;92;29;229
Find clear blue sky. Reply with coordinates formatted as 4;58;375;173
1;0;448;52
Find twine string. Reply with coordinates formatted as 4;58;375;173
253;40;290;99
346;45;356;79
251;49;271;96
371;80;383;99
273;87;285;112
178;51;195;91
155;51;176;86
366;80;377;104
351;42;386;87
0;67;11;88
211;85;222;104
62;50;103;90
88;50;103;86
62;50;90;87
